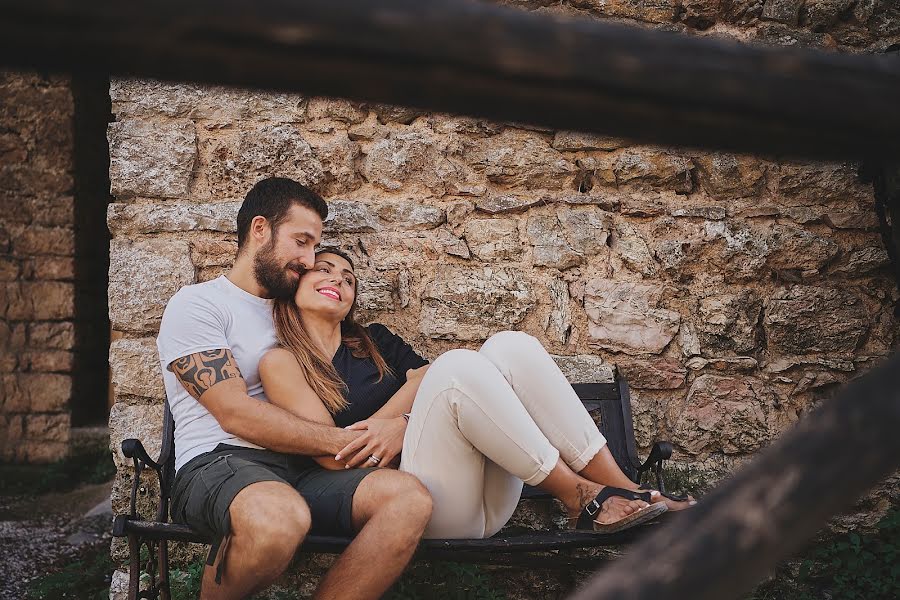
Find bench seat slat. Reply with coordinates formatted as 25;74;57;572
116;518;662;552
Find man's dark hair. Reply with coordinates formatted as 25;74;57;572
236;177;328;250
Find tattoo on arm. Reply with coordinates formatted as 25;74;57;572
170;349;242;399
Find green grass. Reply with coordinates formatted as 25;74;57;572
746;507;900;600
0;444;115;496
166;559;507;600
386;562;506;600
24;549;113;600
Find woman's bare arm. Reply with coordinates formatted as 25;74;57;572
258;348;346;470
368;365;430;419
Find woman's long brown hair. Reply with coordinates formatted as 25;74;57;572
272;248;393;415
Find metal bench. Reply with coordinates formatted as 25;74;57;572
112;376;677;600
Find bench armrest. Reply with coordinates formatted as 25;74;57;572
121;438;164;522
637;441;674;492
122;438;162;471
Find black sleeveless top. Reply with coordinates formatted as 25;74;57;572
330;323;429;427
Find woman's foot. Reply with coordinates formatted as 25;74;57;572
565;483;654;527
643;489;697;512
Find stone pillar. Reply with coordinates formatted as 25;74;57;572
0;71;76;462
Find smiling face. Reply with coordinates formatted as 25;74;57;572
294;251;357;321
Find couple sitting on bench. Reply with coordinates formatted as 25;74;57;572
158;176;694;599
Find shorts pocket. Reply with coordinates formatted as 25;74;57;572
199;454;235;493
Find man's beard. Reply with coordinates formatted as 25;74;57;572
253;239;303;299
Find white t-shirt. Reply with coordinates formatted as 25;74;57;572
157;275;278;471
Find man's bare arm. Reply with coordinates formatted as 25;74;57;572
169;349;359;456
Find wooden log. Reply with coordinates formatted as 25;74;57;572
569;352;900;600
1;0;899;160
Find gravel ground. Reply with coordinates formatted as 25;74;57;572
0;482;112;600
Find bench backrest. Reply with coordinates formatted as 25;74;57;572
155;376;641;519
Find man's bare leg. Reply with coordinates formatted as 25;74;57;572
578;446;695;510
201;481;311;600
313;470;432;600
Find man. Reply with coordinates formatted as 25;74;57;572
157;177;432;599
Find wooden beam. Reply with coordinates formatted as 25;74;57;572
569;352;900;600
1;0;899;160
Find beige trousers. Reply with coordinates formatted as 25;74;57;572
399;331;607;539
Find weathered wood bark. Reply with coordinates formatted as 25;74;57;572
569;352;900;600
1;0;899;160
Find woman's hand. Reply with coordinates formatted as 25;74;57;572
406;365;429;381
335;416;407;469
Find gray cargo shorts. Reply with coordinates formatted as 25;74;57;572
171;444;377;583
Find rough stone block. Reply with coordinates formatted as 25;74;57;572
108;239;195;333
824;210;879;230
696;290;762;354
22;256;75;280
109;401;165;469
681;0;723;28
370;102;423;125
613;220;656;276
306;97;368;124
617;358;687;389
767;225;839;273
571;0;681;23
0;165;73;197
433;229;470;259
24;412;70;441
2;281;74;320
28;321;75;350
761;0;804;25
544;278;572;344
776;162;869;203
0;256;20;280
13;226;74;256
203;123;325;199
361;130;472;195
110;337;166;401
831;246;890;275
2;372;71;412
464;219;522;261
306;133;363;195
190;239;237;269
20;350;73;372
323;200;380;234
107;201;240;236
614;149;693;193
527;214;582;269
551;354;616;383
551;131;624;151
420;268;534;340
667;374;773;456
466;129;574;189
108;118;196;199
584;279;681;355
375;202;445;230
764;285;869;355
557;206;612;256
111;78;305;122
475;193;545;215
355;272;398;312
701;220;771;281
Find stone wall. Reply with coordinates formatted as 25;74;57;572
106;0;899;595
0;71;111;463
0;72;77;462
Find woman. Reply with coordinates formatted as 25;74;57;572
259;249;693;539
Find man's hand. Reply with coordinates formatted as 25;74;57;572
335;417;407;469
